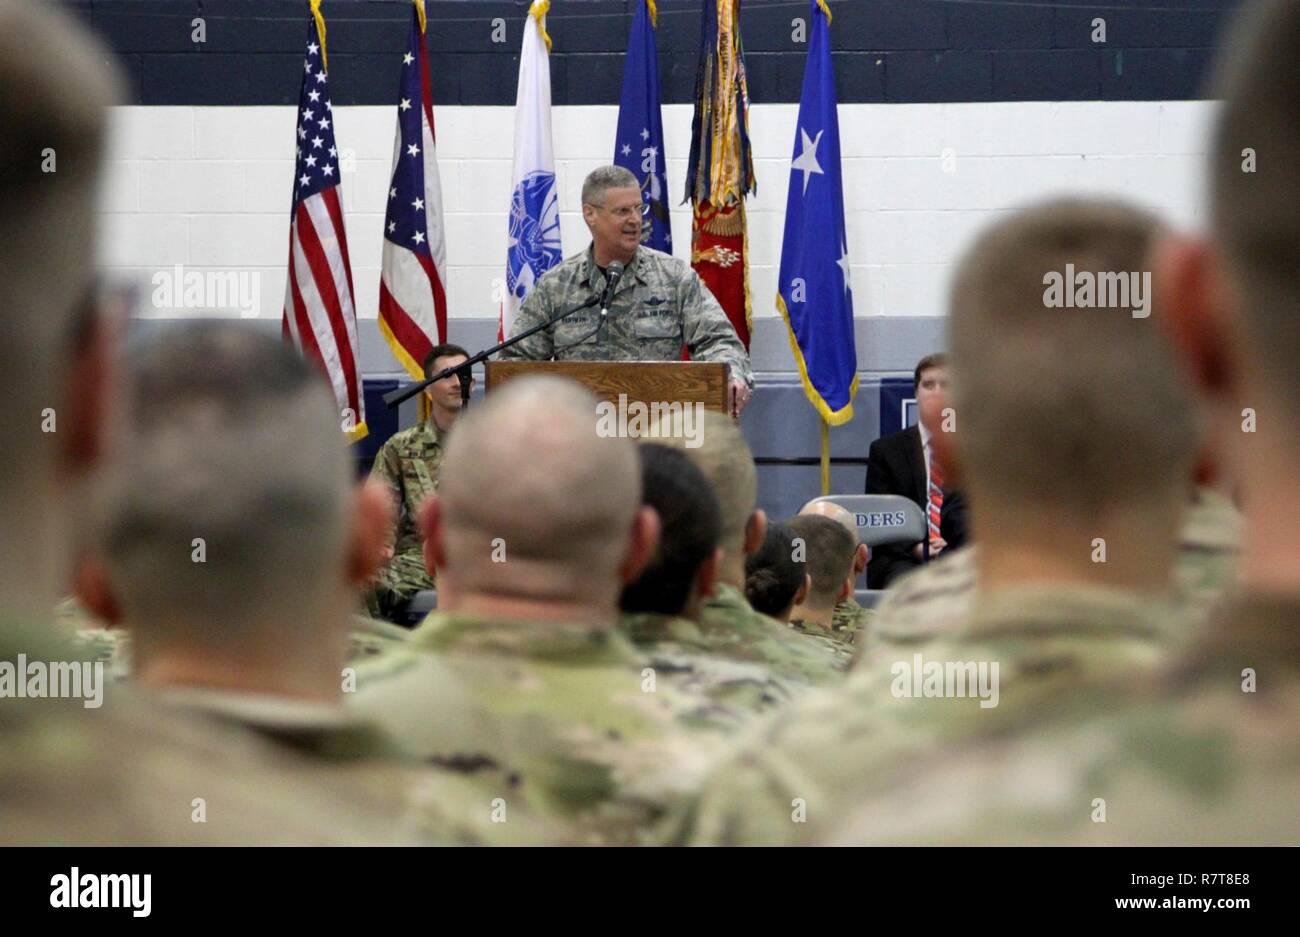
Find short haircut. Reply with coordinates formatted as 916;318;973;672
620;444;722;616
652;410;757;555
744;523;805;618
949;198;1196;521
1210;0;1300;414
913;353;950;392
581;165;639;208
101;324;352;636
787;514;857;605
422;342;470;379
1;0;122;483
436;375;641;597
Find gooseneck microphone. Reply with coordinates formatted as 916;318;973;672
598;261;625;324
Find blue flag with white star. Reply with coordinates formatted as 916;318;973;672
613;0;671;253
776;0;856;425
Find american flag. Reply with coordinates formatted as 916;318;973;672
379;0;447;376
282;11;366;441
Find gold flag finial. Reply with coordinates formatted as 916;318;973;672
414;0;426;34
529;0;553;52
309;0;328;72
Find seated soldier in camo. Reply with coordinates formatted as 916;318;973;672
619;444;797;715
743;522;809;624
785;514;864;657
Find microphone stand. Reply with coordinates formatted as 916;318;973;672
382;294;603;410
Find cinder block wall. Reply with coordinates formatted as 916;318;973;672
78;0;1237;519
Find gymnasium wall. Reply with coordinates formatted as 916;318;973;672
78;0;1239;517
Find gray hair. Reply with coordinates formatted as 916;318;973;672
100;324;353;635
581;165;639;208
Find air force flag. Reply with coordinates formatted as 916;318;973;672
501;1;562;340
614;0;672;253
776;0;857;425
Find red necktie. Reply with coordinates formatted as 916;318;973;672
928;452;944;547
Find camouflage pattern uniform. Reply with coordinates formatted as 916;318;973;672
0;619;417;844
348;612;413;663
860;486;1241;666
366;418;446;619
831;596;873;643
699;582;847;685
788;616;857;667
348;610;744;845
154;683;558;845
499;245;754;388
820;594;1299;845
671;585;1179;845
617;610;797;715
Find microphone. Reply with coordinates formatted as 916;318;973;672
598;261;625;321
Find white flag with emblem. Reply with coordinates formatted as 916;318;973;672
499;0;562;340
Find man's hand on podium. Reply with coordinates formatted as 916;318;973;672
728;378;751;418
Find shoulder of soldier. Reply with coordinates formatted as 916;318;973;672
533;249;593;294
826;666;1300;845
635;246;691;279
0;688;420;844
617;609;706;648
866;547;978;654
348;613;414;663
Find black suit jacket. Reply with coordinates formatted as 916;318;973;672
864;425;968;588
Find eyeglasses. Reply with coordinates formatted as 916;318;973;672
594;203;641;220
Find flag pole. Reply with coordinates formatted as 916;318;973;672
820;419;831;495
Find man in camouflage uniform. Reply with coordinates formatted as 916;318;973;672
823;1;1300;847
619;443;796;715
655;411;847;685
785;514;864;660
0;1;422;846
798;498;874;639
365;342;470;621
859;484;1240;666
83;324;538;844
350;377;745;844
669;198;1202;845
499;165;754;417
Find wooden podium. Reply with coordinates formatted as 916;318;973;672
484;360;729;413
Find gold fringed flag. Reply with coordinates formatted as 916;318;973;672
685;0;755;349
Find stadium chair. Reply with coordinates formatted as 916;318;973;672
395;589;438;628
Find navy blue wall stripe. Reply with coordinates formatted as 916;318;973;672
66;0;1240;106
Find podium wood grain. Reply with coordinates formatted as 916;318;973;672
484;360;729;413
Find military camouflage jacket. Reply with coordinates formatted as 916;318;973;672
617;610;797;715
819;592;1300;845
698;583;846;686
788;616;857;667
0;617;414;845
498;244;754;387
831;596;873;642
348;610;745;845
369;417;447;557
671;584;1180;845
860;486;1240;667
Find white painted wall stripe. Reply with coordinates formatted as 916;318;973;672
99;101;1218;322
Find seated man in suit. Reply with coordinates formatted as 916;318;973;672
864;353;967;588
